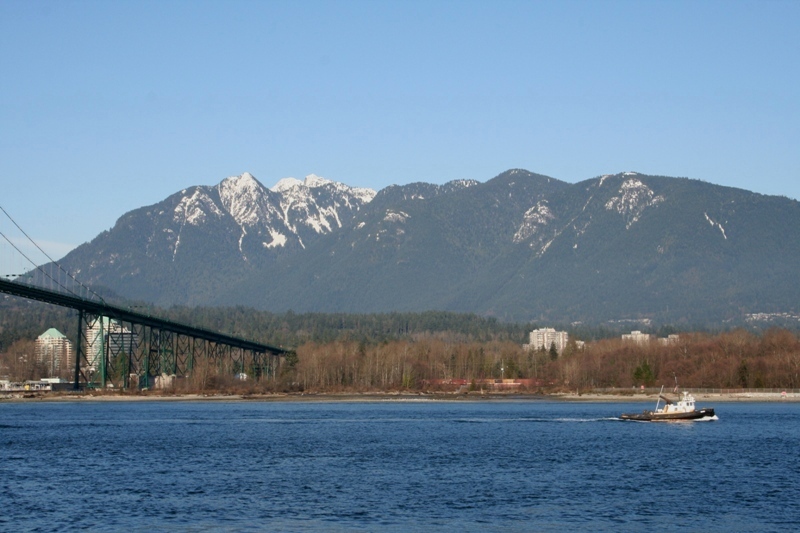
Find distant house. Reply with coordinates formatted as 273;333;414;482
524;328;569;355
35;328;73;377
622;331;651;345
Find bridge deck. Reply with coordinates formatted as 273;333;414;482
0;278;287;355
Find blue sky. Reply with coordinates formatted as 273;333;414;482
1;0;798;269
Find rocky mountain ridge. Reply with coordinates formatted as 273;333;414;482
55;169;800;326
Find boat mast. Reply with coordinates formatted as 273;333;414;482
655;385;664;411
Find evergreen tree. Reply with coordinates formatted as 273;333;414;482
633;361;655;386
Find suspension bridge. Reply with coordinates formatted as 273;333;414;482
0;205;290;390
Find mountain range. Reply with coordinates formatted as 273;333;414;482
55;169;800;327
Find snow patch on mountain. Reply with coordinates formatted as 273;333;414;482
270;174;377;236
704;213;728;240
263;229;287;249
605;178;664;229
384;210;409;223
280;188;335;234
238;226;247;259
513;201;555;243
272;174;376;201
450;179;479;188
173;190;224;226
171;190;228;261
515;199;594;256
351;187;378;204
304;210;334;234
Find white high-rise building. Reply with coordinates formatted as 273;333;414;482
658;334;680;346
84;317;138;373
35;328;73;377
622;331;652;345
524;328;569;355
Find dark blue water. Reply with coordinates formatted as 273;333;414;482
1;400;798;532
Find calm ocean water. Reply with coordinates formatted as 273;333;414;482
1;399;798;532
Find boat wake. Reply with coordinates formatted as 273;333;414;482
454;417;618;424
697;414;719;421
553;417;621;423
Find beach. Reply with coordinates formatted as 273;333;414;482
2;390;798;403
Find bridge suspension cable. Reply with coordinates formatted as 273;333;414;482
0;204;104;303
0;207;290;390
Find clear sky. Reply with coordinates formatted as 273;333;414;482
1;0;798;267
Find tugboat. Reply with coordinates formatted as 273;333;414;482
620;386;717;422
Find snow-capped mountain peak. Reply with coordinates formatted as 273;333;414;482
166;171;380;257
271;174;333;192
304;174;332;188
218;172;273;228
164;171;380;261
220;172;261;191
271;177;304;193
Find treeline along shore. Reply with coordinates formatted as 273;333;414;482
283;329;800;393
1;301;799;393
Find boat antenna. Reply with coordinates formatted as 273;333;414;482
673;373;679;393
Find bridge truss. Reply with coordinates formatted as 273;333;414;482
1;278;289;390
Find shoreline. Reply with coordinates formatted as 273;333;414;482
2;390;798;403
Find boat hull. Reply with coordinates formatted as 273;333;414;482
620;407;716;422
